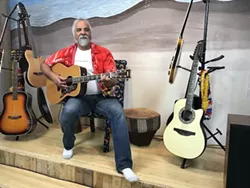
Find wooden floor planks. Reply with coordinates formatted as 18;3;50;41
0;164;89;188
0;123;225;188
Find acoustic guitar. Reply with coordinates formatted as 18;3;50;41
163;41;206;159
168;0;193;84
0;50;37;136
46;63;131;104
17;2;47;88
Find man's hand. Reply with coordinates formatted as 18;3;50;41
51;74;67;88
100;74;116;88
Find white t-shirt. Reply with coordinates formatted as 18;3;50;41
74;47;101;95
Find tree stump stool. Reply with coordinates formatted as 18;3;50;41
124;108;161;146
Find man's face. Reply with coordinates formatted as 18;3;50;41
74;20;92;42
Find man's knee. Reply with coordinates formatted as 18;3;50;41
107;99;124;115
60;103;79;122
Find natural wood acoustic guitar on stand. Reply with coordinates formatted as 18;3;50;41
0;50;37;136
17;2;46;88
46;63;131;104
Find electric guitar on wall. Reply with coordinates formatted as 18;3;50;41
163;41;206;159
0;50;37;136
46;63;131;104
168;0;193;84
17;2;47;88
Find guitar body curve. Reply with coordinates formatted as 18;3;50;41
163;98;207;159
25;50;47;88
0;91;37;135
46;64;87;104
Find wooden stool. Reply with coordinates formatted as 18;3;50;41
125;108;161;146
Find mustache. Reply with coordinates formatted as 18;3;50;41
78;35;89;40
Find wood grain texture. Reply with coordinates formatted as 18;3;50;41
0;124;224;188
0;164;89;188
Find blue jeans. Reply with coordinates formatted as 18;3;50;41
60;94;133;172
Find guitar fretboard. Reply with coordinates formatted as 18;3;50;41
67;71;127;84
12;60;19;100
184;41;203;112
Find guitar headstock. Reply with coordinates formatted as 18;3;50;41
17;2;29;21
111;69;131;80
10;49;23;63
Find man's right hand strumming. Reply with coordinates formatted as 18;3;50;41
51;74;67;89
40;61;67;89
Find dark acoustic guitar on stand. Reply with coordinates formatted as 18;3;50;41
46;63;131;104
17;2;47;88
168;0;194;84
0;50;37;136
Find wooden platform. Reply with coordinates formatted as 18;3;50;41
0;123;225;188
0;164;89;188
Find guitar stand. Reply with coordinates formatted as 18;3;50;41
36;115;49;129
181;122;225;169
15;88;52;141
172;0;226;169
15;109;50;141
178;54;226;169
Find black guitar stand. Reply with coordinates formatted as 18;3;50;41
177;0;226;169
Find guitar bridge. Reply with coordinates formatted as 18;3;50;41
174;128;195;136
8;115;22;120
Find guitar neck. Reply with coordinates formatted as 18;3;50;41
185;41;202;111
179;0;194;38
12;60;19;100
69;72;111;84
200;0;210;64
18;2;38;58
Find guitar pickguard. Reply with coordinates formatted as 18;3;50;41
59;84;78;98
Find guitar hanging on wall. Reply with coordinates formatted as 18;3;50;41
17;2;47;88
0;50;37;136
46;63;131;104
168;0;194;84
163;41;207;159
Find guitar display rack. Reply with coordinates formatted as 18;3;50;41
176;0;226;169
0;3;52;140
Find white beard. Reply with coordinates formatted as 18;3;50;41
77;35;90;47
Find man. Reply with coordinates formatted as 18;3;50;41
40;18;138;182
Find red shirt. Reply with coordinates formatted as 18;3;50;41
45;42;117;73
45;42;118;97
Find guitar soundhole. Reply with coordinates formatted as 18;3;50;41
181;110;192;121
179;108;195;124
66;76;73;86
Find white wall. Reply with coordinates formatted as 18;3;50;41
113;47;250;146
